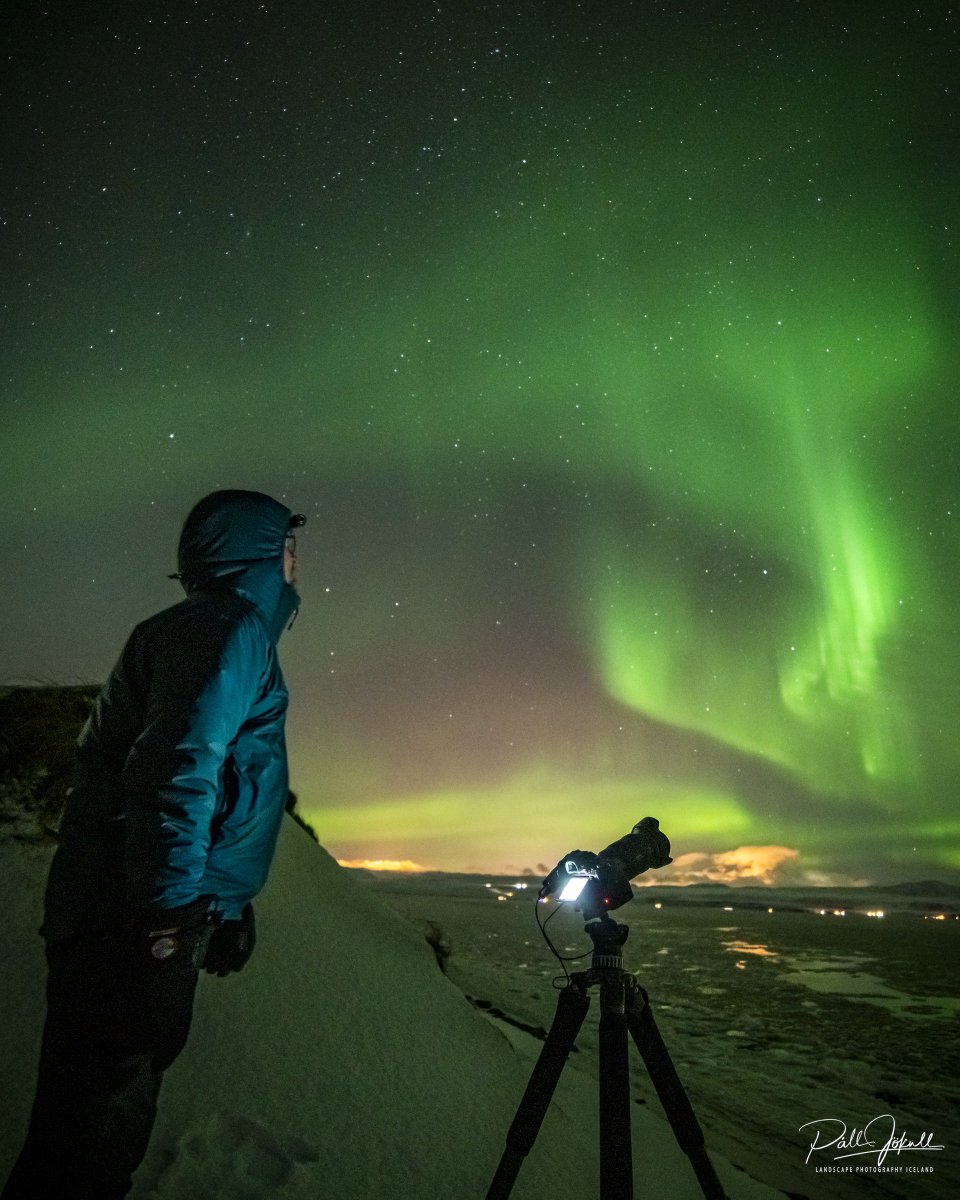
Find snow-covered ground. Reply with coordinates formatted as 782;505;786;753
2;819;782;1200
361;874;960;1200
3;822;957;1199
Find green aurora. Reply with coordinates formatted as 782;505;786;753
2;2;957;880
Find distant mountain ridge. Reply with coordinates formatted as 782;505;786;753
882;879;960;897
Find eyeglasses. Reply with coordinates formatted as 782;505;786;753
286;513;306;557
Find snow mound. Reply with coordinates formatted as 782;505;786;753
1;819;784;1199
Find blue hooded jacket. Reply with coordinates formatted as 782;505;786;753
42;490;302;941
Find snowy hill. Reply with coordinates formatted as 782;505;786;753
1;818;783;1199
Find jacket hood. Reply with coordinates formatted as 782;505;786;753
176;489;301;640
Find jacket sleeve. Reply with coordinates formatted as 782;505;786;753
120;604;268;912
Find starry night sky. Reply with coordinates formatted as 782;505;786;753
3;2;958;882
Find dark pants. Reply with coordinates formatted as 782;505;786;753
2;933;199;1200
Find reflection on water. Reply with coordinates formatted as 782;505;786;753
722;938;780;971
723;939;780;958
778;952;960;1019
720;935;960;1019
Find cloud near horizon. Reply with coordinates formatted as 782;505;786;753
639;844;802;887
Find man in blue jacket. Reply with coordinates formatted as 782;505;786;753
2;489;305;1200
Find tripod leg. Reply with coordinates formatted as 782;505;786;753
485;981;590;1200
624;982;728;1200
598;978;633;1200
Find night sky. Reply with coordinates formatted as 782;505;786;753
3;2;957;883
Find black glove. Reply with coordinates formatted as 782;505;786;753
126;895;220;972
203;902;256;976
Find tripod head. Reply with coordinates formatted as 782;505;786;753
583;912;631;974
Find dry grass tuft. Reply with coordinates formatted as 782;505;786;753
0;684;99;842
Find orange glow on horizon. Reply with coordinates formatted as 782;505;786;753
638;844;801;886
336;858;431;873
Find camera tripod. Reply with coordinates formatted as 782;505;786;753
486;913;728;1200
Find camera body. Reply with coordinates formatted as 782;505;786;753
542;817;671;920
